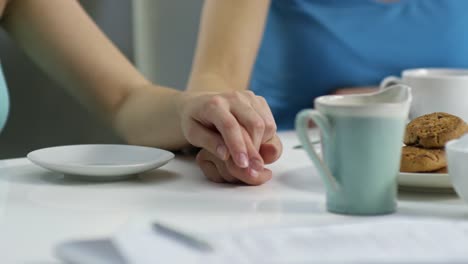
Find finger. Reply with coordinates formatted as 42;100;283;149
260;134;283;164
198;144;272;186
200;160;225;183
196;151;224;183
252;95;277;144
226;158;272;186
184;120;229;160
214;160;240;184
241;128;265;178
230;99;265;150
202;98;249;168
202;149;240;183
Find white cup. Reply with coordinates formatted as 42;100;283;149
446;135;468;205
380;68;468;120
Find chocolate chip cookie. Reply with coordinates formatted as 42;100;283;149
404;112;467;148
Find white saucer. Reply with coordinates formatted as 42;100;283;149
398;172;452;189
27;145;175;181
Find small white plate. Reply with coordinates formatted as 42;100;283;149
398;172;452;189
27;145;175;181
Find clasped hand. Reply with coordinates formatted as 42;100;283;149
178;90;282;185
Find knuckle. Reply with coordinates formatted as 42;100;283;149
244;90;255;98
249;118;265;131
220;118;236;130
207;96;224;109
256;95;267;103
227;90;244;102
265;119;277;134
232;90;243;97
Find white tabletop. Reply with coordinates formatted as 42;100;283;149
1;131;467;263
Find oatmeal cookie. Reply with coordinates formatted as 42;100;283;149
404;112;467;148
400;146;447;173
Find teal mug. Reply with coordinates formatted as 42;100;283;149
295;85;412;215
0;65;9;133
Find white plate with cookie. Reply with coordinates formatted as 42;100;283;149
397;112;466;192
398;171;451;191
398;146;451;190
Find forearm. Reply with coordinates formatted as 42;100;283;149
188;0;270;92
1;0;149;120
1;0;190;149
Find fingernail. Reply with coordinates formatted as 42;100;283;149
216;145;227;159
238;153;249;168
250;158;263;171
249;168;259;178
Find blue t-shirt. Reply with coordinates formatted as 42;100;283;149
250;0;468;129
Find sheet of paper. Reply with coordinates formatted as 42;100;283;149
112;222;224;264
55;239;126;264
111;219;468;263
212;220;468;263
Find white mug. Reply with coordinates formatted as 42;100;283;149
380;68;468;120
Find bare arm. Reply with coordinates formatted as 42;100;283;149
2;0;149;118
188;0;271;92
1;0;188;149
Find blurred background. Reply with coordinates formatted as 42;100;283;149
0;0;203;158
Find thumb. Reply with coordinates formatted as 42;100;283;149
259;134;282;164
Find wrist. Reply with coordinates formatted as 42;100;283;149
112;84;184;146
187;72;241;93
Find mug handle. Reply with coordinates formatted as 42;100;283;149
379;76;402;90
295;109;340;192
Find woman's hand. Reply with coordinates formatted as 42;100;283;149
183;0;274;178
196;132;282;185
114;85;277;180
177;90;277;176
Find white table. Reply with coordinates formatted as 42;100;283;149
0;131;467;263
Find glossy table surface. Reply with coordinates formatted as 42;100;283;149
0;131;467;263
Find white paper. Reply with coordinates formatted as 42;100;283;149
112;222;228;264
55;239;125;264
112;219;468;264
212;220;468;264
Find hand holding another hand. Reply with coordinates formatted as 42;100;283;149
177;90;279;181
196;132;282;185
